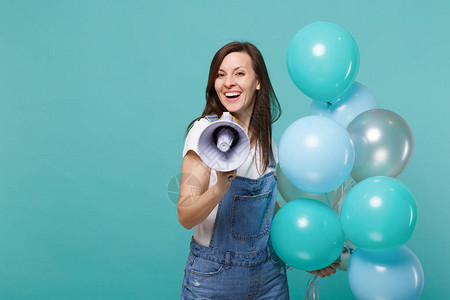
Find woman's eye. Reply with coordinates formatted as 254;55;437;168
217;73;225;78
236;72;245;76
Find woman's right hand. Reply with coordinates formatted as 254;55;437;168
215;170;237;193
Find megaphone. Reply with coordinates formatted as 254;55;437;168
198;112;251;172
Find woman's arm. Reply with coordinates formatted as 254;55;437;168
177;150;235;230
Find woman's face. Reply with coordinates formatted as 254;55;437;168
214;52;260;119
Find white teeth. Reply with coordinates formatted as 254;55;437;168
225;92;241;97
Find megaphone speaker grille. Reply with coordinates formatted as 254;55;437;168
213;126;239;149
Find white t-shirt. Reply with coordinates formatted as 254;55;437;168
182;117;278;247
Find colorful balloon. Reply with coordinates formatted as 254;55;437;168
270;198;345;271
347;109;414;182
278;115;355;194
340;176;417;250
276;165;343;210
348;246;424;300
310;81;377;128
287;22;359;102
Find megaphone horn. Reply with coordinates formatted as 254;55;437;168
198;112;251;172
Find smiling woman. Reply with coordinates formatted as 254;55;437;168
214;52;261;126
187;42;281;175
177;42;288;299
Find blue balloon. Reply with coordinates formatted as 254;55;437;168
276;164;344;208
279;116;354;194
348;246;424;300
310;82;377;128
287;22;359;102
341;176;417;250
270;198;345;271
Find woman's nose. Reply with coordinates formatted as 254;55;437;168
225;76;235;87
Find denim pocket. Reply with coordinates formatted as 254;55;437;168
269;255;282;266
183;253;196;290
189;256;224;277
231;191;271;240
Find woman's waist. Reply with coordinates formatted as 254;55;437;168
189;237;275;267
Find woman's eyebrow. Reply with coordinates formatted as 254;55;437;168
218;66;247;72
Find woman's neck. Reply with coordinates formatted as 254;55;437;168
231;96;255;133
234;113;251;132
233;104;254;130
233;112;257;150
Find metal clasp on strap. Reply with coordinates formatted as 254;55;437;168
224;252;231;269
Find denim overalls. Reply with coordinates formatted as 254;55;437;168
181;115;290;300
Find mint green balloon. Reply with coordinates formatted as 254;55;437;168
287;22;360;102
270;198;345;271
341;176;417;250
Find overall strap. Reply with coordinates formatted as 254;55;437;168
205;114;219;123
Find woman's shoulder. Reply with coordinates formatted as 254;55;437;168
187;114;221;134
187;116;211;135
183;116;213;149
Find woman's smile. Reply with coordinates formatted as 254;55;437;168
224;90;242;102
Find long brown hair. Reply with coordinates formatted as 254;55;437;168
186;41;281;175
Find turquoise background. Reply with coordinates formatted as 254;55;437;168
1;1;448;299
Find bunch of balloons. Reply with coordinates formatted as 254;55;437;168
270;22;424;300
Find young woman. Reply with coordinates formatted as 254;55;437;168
177;42;338;299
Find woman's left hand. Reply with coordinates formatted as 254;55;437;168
306;258;341;278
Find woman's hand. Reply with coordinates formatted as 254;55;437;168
306;258;341;278
215;170;237;193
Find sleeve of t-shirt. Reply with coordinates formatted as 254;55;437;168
182;118;210;158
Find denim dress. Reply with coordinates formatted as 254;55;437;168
181;116;290;300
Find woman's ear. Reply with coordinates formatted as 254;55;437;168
256;82;261;90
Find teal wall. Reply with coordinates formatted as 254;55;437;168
1;1;448;299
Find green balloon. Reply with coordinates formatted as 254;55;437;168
270;198;345;271
341;176;417;250
287;22;359;102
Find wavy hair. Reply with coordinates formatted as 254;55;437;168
186;42;281;175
